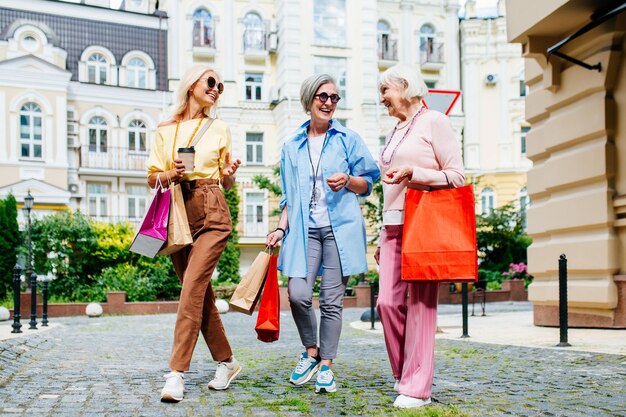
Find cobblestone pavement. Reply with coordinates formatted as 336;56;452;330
0;308;624;417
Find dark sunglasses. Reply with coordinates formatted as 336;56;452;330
315;92;341;104
207;76;224;94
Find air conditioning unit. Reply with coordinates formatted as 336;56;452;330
484;73;497;85
267;32;278;53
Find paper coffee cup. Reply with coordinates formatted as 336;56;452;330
178;147;195;174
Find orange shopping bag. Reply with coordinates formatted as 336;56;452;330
401;185;478;282
255;254;280;342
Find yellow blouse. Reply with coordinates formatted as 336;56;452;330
146;118;231;181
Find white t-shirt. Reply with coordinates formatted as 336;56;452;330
307;134;331;228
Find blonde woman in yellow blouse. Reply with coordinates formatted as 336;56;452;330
146;65;242;403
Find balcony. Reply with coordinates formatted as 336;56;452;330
243;28;269;63
378;37;398;69
420;42;445;71
80;147;148;172
192;25;216;60
240;213;280;244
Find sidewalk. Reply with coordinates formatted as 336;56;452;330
0;306;624;417
351;302;626;355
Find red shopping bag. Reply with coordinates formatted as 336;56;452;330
255;254;280;342
401;185;478;282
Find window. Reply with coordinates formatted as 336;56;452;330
128;120;147;152
20;102;43;159
314;56;347;109
87;183;109;220
480;188;496;215
245;192;267;237
313;0;346;47
127;185;148;219
245;74;263;101
193;9;214;47
420;24;440;64
243;12;266;51
87;53;108;84
246;133;264;165
88;116;108;153
425;81;436;89
519;187;529;229
127;58;147;88
377;20;395;60
521;127;530;155
519;79;529;97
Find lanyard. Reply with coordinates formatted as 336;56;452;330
306;131;328;212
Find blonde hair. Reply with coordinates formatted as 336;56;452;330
169;64;220;119
378;64;429;101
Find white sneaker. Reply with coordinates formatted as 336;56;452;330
161;372;184;402
393;379;400;392
208;358;242;390
393;394;431;408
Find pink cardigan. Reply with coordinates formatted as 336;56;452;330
380;109;465;215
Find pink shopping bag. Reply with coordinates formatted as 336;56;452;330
129;184;171;258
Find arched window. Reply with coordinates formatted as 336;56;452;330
87;53;108;84
377;20;394;60
419;24;438;64
88;116;108;153
193;9;214;47
480;187;496;215
127;58;147;88
128;119;147;152
20;102;43;159
243;12;266;51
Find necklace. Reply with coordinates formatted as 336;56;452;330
380;106;426;166
306;131;328;213
170;117;205;162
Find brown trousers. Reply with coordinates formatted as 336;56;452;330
169;179;233;371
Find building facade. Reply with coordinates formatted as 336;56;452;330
0;0;168;225
460;0;530;218
162;0;464;272
506;0;625;328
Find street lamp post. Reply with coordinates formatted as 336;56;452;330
22;191;37;330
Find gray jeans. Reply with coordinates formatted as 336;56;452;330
288;226;347;360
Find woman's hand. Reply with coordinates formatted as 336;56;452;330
382;166;413;185
168;159;185;183
326;172;350;192
266;229;285;248
374;247;380;265
222;152;241;178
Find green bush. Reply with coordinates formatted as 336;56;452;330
0;194;19;301
216;184;241;284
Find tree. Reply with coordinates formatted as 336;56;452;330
0;195;20;301
476;202;532;273
216;183;241;284
362;180;384;243
253;165;282;215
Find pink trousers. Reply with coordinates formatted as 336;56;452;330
376;225;439;399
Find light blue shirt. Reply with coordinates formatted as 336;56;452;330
278;119;381;278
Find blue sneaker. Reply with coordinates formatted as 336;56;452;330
289;352;320;385
315;365;336;393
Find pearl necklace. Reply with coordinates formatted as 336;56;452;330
380;106;426;166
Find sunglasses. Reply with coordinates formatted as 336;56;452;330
315;92;341;104
206;76;224;94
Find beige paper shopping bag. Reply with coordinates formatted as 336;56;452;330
158;183;193;256
229;250;271;315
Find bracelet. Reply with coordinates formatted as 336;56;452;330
344;173;351;188
274;227;286;236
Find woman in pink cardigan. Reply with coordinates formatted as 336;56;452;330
375;64;465;409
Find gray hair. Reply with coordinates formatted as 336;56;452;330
300;74;337;113
378;64;429;101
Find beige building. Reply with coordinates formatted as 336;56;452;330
506;0;625;328
161;0;464;273
0;0;169;226
461;0;530;217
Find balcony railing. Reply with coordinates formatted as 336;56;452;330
80;147;148;171
242;213;279;237
243;28;268;51
193;23;216;48
378;38;398;61
420;42;444;65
